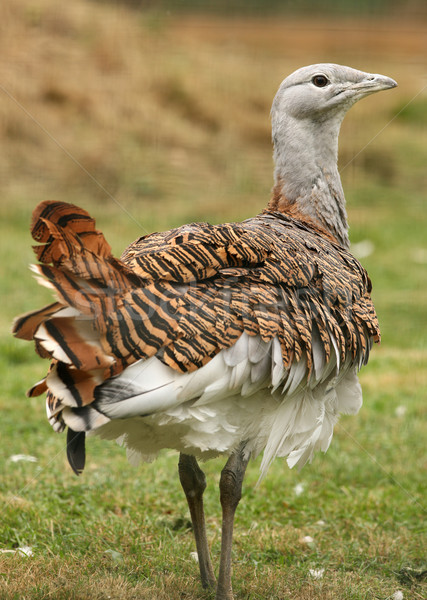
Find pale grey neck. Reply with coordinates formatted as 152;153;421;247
272;114;349;249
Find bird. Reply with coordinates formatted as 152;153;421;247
13;63;396;600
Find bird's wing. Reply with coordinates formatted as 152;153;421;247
13;202;379;464
119;209;379;370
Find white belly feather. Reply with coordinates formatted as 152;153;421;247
59;331;363;481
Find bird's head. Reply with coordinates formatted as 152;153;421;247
270;64;397;248
272;63;397;123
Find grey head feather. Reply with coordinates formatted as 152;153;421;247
271;63;397;248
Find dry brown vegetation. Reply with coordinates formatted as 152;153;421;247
1;0;425;238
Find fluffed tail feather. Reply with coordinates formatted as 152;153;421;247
66;428;86;475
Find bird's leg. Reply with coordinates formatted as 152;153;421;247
216;444;249;600
178;453;216;589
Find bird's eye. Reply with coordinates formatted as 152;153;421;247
312;75;329;88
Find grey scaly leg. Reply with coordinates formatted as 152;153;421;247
178;453;216;589
215;443;249;600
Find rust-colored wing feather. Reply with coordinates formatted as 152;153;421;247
119;210;379;371
13;201;380;434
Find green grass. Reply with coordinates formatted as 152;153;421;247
0;355;425;599
0;1;426;599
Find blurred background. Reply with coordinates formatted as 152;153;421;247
0;1;426;598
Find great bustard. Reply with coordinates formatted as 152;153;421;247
13;64;396;600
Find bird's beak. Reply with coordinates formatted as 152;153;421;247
352;73;398;95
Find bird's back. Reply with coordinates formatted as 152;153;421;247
13;201;379;478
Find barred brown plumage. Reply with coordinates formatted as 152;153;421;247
12;63;397;600
14;203;379;381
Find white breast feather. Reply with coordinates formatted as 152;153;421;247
58;331;363;480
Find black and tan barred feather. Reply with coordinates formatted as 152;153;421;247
13;201;380;423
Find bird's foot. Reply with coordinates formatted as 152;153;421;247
215;582;234;600
200;569;216;590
